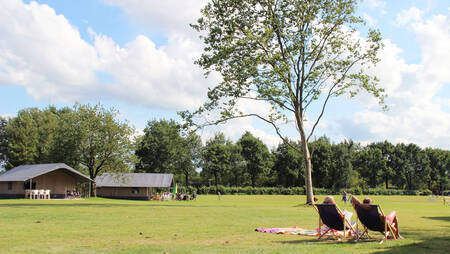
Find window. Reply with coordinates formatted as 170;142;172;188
23;180;36;190
7;182;12;190
131;188;140;194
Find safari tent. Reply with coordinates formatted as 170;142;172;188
95;173;174;200
0;163;92;199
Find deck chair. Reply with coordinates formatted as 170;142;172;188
314;204;357;240
354;204;398;244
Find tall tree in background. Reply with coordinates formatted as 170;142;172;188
61;104;135;194
135;120;183;173
177;132;202;186
4;108;59;168
272;140;304;187
201;133;232;189
182;0;384;203
224;142;247;187
310;136;332;188
354;147;384;188
237;132;272;187
369;141;395;189
329;141;355;190
0;116;8;168
425;148;448;191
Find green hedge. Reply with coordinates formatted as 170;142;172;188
176;186;428;196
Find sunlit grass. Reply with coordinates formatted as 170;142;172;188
0;195;448;253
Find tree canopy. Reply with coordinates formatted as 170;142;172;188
181;0;385;203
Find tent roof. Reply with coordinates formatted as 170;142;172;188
95;173;173;188
0;163;92;182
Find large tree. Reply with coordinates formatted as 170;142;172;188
176;132;202;186
4;108;59;169
0;116;8;168
59;104;135;194
272;140;304;187
200;133;232;189
237;132;272;187
181;0;384;203
135;119;184;173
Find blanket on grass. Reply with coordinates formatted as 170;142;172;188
255;226;347;237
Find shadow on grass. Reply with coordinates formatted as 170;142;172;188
422;216;450;223
275;231;450;253
372;235;450;254
274;237;363;245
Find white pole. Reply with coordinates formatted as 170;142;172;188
89;181;91;199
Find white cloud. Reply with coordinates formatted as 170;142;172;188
0;0;212;110
396;7;423;26
103;0;207;38
343;10;450;149
366;0;386;9
0;0;99;101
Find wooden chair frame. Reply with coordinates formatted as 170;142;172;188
354;205;398;244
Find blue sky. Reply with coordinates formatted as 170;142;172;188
1;0;449;149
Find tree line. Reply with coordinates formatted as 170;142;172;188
1;105;449;193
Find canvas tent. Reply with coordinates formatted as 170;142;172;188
0;163;92;199
95;173;174;200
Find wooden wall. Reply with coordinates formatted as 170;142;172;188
0;181;24;195
97;187;152;200
33;169;79;195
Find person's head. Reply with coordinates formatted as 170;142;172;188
323;196;336;204
363;198;372;204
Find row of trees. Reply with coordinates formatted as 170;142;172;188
135;120;449;192
0;105;135;192
1;107;449;193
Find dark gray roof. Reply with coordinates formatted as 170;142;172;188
0;163;92;182
95;173;173;188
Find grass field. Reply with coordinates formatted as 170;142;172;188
0;195;449;253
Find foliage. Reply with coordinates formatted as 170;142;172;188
0;116;8;168
237;131;272;187
135;119;183;173
200;133;233;189
64;104;135;180
4;108;59;168
272;140;304;187
182;0;385;204
135;119;201;186
2;104;135;191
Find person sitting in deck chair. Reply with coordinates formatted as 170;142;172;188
351;196;403;241
314;196;357;239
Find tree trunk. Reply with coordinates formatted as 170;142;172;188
214;171;218;191
185;172;189;187
385;176;389;189
299;128;314;204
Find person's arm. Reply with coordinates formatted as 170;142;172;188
351;196;371;210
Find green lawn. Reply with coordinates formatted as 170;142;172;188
0;195;448;253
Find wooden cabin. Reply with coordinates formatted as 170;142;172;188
95;173;173;200
0;163;92;199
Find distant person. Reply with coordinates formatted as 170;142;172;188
192;191;197;200
351;196;403;239
217;191;221;200
342;191;348;204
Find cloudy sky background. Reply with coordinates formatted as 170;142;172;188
0;0;449;149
